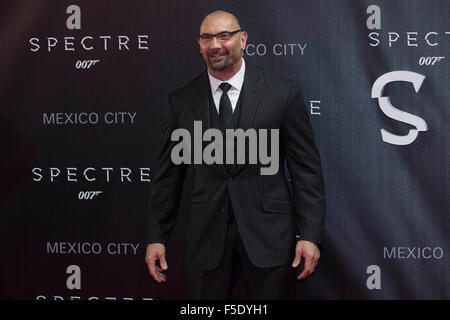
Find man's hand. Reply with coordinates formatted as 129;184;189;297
145;243;168;283
292;240;320;280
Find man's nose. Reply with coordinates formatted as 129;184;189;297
210;36;221;49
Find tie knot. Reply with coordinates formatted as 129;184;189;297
219;82;232;93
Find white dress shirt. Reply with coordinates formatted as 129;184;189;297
207;58;246;114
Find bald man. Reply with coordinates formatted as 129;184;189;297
145;10;326;299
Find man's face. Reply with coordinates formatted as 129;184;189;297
198;14;247;72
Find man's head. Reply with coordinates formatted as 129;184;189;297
198;10;248;79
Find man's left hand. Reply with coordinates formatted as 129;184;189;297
292;240;320;280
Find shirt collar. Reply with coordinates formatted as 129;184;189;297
208;57;246;94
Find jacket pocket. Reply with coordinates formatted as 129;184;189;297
261;198;293;214
255;120;280;130
189;198;206;204
188;199;206;217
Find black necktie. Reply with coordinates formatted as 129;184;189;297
219;82;233;129
219;82;233;174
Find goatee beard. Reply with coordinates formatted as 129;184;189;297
209;61;227;70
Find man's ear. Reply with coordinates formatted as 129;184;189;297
240;31;248;50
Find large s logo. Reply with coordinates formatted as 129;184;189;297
371;71;428;145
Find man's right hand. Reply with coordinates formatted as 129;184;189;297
145;243;168;283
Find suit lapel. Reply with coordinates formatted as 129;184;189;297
192;72;210;131
237;62;262;130
230;62;263;176
192;72;228;177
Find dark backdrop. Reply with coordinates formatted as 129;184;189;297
0;0;448;299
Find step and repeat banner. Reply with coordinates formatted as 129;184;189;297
1;0;448;300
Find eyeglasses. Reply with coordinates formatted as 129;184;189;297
198;29;243;43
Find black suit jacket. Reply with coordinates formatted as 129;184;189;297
147;61;325;269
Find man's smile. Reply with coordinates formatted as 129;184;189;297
209;50;227;60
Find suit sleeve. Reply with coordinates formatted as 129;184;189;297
146;93;187;245
282;81;326;247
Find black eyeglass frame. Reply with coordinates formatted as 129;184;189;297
198;29;243;42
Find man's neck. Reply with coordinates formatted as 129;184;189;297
208;58;243;81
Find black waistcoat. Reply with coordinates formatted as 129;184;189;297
207;86;243;132
208;86;244;173
207;88;244;221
